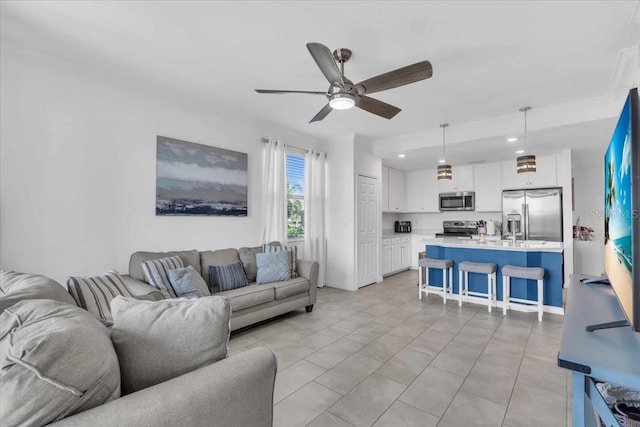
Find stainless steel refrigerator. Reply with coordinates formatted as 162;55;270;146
502;188;563;242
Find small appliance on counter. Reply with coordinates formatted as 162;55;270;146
394;221;412;233
435;220;478;239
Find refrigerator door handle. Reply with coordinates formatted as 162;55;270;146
523;203;530;240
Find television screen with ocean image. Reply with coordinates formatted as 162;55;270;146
604;89;636;329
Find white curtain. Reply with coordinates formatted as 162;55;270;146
261;138;287;244
304;150;326;287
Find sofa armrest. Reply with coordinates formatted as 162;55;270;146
120;275;165;301
297;260;319;305
49;347;277;427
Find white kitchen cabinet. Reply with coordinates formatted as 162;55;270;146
410;234;435;268
387;168;405;212
501;155;557;189
405;169;439;212
391;237;402;272
401;236;411;268
381;238;392;275
381;166;390;211
474;163;502;212
438;164;474;193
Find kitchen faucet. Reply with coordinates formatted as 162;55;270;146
507;214;521;244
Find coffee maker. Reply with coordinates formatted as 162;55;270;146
394;221;412;233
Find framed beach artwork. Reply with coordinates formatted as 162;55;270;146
156;136;248;216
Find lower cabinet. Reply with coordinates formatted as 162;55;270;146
382;236;411;277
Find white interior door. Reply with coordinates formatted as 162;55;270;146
357;175;378;287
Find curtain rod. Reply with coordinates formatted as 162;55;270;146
261;137;325;157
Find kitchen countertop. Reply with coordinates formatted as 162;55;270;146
382;229;441;239
426;237;564;253
382;232;413;238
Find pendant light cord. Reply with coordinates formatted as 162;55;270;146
440;123;448;159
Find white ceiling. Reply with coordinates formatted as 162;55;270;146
2;1;640;169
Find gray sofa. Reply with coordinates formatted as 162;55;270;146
0;270;278;427
124;244;319;331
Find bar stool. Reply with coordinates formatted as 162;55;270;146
418;258;454;304
458;261;497;312
502;265;545;321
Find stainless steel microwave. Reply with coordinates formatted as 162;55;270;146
439;191;475;211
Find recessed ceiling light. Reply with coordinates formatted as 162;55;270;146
398;154;406;158
515;149;525;154
507;137;518;142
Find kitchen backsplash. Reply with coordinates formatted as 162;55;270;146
382;211;502;233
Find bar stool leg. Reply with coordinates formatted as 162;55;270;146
458;269;463;307
487;272;492;313
442;268;447;304
425;267;430;296
502;275;508;315
449;267;453;299
537;279;544;322
418;266;423;300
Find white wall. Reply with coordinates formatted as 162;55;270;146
0;44;322;283
324;134;356;290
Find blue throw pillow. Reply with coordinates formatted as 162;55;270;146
256;251;290;284
208;262;248;293
168;265;211;299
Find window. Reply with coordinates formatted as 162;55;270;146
286;153;305;240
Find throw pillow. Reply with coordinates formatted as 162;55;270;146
264;244;298;278
256;251;291;284
0;269;76;313
168;265;210;298
110;295;230;394
141;255;184;298
0;299;120;426
208;261;248;293
67;270;134;322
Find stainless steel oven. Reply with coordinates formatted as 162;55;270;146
439;192;475;211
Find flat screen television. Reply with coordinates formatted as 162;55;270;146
599;87;640;333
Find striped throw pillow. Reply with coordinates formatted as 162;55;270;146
67;270;134;322
264;244;298;278
208;261;248;293
141;256;184;298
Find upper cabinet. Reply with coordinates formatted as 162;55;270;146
474;163;502;212
405;169;439;212
381;166;390;211
501;155;557;190
388;168;405;212
437;164;474;193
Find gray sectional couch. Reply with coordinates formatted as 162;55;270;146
124;244;319;331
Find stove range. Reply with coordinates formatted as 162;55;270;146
435;220;478;239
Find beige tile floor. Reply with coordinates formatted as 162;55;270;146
230;270;572;427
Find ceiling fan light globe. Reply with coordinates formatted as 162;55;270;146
329;93;355;110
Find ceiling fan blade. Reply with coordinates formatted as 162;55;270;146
356;96;401;119
309;104;332;123
306;42;345;87
255;89;327;95
356;61;433;95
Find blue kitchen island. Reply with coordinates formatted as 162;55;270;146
425;238;565;314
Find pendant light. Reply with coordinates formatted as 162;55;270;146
437;123;452;180
516;106;536;174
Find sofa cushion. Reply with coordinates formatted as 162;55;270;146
256;251;290;284
110;295;230;395
0;269;76;313
208;262;248;293
238;245;263;283
129;250;200;282
67;270;135;322
168;265;210;298
141;256;184;298
264;244;298;278
271;278;310;300
0;299;120;426
200;248;241;285
217;284;275;311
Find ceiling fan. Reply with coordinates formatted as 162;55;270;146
255;43;433;123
